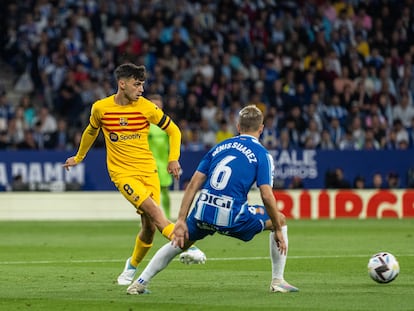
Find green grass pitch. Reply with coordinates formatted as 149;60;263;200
0;219;413;311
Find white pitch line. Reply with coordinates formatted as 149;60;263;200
1;254;413;265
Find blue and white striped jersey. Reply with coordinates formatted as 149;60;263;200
193;134;274;227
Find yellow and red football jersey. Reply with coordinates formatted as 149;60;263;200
88;95;180;177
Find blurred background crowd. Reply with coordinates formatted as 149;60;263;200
0;0;413;155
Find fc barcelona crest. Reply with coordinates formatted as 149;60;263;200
119;117;128;126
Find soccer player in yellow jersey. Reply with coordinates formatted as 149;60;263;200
63;63;206;286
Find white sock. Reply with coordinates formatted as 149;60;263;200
136;242;182;285
270;225;288;280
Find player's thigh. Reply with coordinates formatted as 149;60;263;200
229;205;270;241
145;172;161;205
114;175;159;212
246;205;287;229
187;209;216;241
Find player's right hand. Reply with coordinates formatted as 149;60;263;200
172;219;189;249
63;156;77;171
274;230;287;256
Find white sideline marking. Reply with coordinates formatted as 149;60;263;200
1;254;413;265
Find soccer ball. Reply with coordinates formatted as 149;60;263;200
367;252;400;284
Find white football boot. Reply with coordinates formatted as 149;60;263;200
117;257;136;285
269;279;299;293
179;246;207;264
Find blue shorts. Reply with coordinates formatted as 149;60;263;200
187;205;269;242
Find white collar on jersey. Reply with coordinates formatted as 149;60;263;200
239;134;258;141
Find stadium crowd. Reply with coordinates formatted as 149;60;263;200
0;0;413;154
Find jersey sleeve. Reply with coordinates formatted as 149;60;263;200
89;103;102;129
162;119;181;161
256;150;274;187
147;101;181;162
196;151;212;175
73;103;101;163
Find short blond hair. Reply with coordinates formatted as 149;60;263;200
238;105;264;132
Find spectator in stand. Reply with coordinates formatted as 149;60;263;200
386;172;400;189
353;175;365;189
339;129;359;150
185;129;205;152
333;6;354;39
278;129;294;150
280;116;301;149
325;94;348;128
319;129;336;150
182;92;201;127
163;95;184;123
47;118;70;150
6;117;24;148
55;70;84;125
215;119;234;144
362;128;380;150
370;173;384;189
261;114;278;149
0;130;9;149
31;105;57;149
201;97;218;131
289;176;304;189
393;119;409;147
104;17;128;49
12;106;28;144
366;114;387;148
376;91;394;126
19;95;36;128
0;91;15;133
158;44;179;81
325;167;351;189
267;79;284;115
397;139;409;150
304;102;324;132
198;118;216;150
349;115;365;148
248;82;268;115
334;167;351;189
328;117;345;147
392;91;414;128
300;119;321;149
289;105;307;135
384;128;398;150
16;129;38;150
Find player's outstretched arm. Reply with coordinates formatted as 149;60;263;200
63;124;100;171
172;171;206;248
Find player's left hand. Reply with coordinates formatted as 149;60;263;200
167;160;181;180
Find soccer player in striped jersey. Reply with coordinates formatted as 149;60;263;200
63;63;205;286
127;105;298;295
